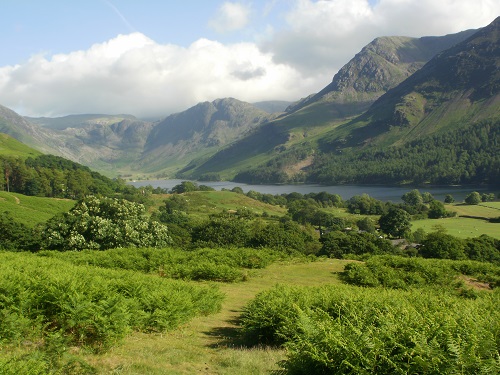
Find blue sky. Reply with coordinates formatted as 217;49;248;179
0;0;498;118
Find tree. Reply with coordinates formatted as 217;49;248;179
401;189;423;206
378;207;411;238
444;194;455;203
419;232;466;260
427;200;447;219
481;193;495;202
465;191;481;205
421;192;434;203
191;217;250;248
356;217;376;233
42;196;170;250
170;181;198;194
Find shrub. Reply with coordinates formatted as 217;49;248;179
0;252;223;353
241;283;500;374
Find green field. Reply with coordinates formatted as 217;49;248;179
0;191;75;227
411;203;500;239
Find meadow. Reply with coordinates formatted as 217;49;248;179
411;203;500;239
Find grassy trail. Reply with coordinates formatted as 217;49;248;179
88;259;348;374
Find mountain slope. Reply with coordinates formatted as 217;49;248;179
0;133;42;158
27;114;139;130
138;98;272;176
184;29;478;181
286;29;476;116
321;16;500;151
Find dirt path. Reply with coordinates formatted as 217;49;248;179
91;260;347;374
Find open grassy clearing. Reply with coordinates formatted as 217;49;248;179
0;191;75;227
411;216;500;239
147;190;287;219
447;203;500;218
84;259;348;374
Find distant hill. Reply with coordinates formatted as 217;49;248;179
138;98;272;177
322;16;500;150
286;29;476;116
27;114;139;130
252;101;292;114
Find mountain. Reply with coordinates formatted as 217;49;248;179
25;113;154;176
322;16;500;150
27;114;139;130
286;29;476;116
182;28;479;181
138;98;272;177
0;133;42;158
230;17;500;186
252;101;292;113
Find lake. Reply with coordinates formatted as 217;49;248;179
129;179;494;202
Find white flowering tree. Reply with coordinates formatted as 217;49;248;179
42;196;170;250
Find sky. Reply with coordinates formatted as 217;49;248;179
0;0;498;119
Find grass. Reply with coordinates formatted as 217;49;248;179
410;202;500;239
447;203;500;219
0;191;75;227
0;133;42;158
84;258;348;374
147;190;287;219
412;216;500;239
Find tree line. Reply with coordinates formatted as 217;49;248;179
235;119;500;185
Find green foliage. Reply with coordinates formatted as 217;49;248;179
192;217;251;248
465;191;482;205
0;154;135;199
401;189;423;206
241;282;500;374
444;194;455;203
311;119;500;185
0;252;223;353
379;207;411;238
170;181;215;193
38;247;284;282
427;199;448;219
356;217;376;233
340;255;500;290
0;211;38;250
346;194;385;215
464;235;500;264
319;231;395;259
41;196;170;250
420;232;467;260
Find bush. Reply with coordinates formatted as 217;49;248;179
241;283;500;374
41;196;170;250
0;252;223;353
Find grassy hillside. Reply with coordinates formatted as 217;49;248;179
0;191;75;227
0;133;42;158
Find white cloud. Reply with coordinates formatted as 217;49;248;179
0;0;498;118
0;33;309;118
209;2;252;33
261;0;500;77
